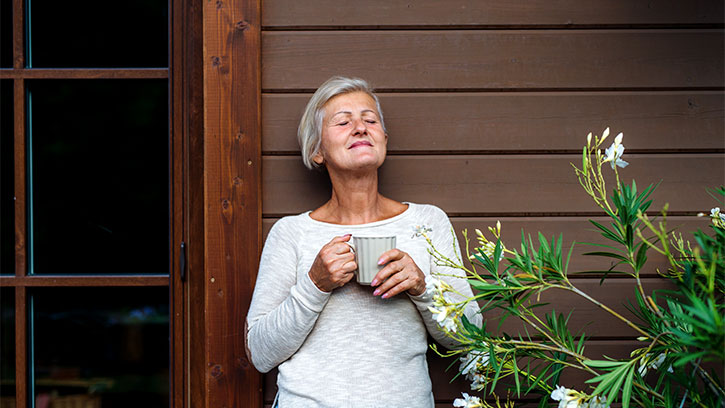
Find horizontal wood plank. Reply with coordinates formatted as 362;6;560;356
0;68;169;79
0;275;170;287
262;154;725;215
263;92;725;152
262;30;724;90
262;216;706;278
263;0;724;27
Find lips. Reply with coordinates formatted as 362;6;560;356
348;141;373;149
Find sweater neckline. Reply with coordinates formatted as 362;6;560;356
303;202;414;228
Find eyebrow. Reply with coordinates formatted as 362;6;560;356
330;109;377;117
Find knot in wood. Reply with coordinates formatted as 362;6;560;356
215;0;223;9
235;20;250;31
237;355;250;369
221;198;230;209
211;56;221;67
210;364;223;378
232;176;243;186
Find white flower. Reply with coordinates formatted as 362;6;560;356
425;276;437;296
460;351;490;377
469;372;487;391
412;224;433;238
453;393;482;408
482;241;504;262
551;385;568;402
638;353;673;377
551;385;585;408
429;305;458;333
587;395;609;408
602;132;628;169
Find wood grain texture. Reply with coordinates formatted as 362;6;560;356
203;0;262;406
14;287;25;408
262;92;725;152
0;68;169;79
262;154;725;215
262;30;724;90
262;0;724;27
12;0;22;69
13;79;25;277
0;275;169;286
262;216;705;278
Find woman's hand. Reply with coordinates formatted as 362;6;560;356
371;249;426;298
309;234;357;292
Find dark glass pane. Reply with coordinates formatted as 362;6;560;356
27;80;168;274
0;288;15;405
27;0;167;68
0;0;11;67
1;80;13;275
31;287;169;408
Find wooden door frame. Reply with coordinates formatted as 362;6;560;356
186;0;263;406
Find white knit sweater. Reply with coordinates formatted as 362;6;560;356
246;203;481;408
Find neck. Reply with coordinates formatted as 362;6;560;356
321;168;386;224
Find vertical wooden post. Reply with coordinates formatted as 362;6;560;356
203;0;262;406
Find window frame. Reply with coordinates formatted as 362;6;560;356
0;0;264;406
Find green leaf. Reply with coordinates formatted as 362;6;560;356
583;251;629;262
583;360;626;368
621;364;635;408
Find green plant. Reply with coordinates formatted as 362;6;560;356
424;129;724;408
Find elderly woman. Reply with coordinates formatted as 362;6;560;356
246;76;481;407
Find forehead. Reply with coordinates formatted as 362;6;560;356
323;91;378;118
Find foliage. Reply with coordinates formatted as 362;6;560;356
423;129;725;408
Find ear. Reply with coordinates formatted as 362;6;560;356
312;150;324;166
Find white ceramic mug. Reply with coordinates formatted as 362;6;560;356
348;236;397;285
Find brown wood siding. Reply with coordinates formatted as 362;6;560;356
262;0;724;27
262;31;723;90
263;155;724;214
259;2;724;405
263;92;725;153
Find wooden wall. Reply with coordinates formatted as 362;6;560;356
259;1;724;406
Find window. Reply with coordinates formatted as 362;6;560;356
0;1;180;406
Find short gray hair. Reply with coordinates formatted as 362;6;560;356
297;76;387;170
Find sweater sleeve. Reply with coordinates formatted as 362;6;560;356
408;206;482;349
246;218;331;373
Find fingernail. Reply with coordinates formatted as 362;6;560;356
381;293;389;299
371;279;378;286
373;289;380;296
377;258;385;265
344;233;352;237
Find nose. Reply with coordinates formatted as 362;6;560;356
351;118;367;136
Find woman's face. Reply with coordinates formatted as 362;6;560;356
313;91;387;172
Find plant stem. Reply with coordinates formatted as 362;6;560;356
566;285;652;339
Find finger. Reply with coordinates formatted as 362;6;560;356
340;268;356;284
329;234;352;245
332;241;355;255
380;280;414;299
337;259;358;274
376;248;403;266
371;260;403;286
373;268;407;296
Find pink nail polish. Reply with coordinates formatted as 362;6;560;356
381;293;388;299
373;289;380;296
377;259;384;265
371;279;379;286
